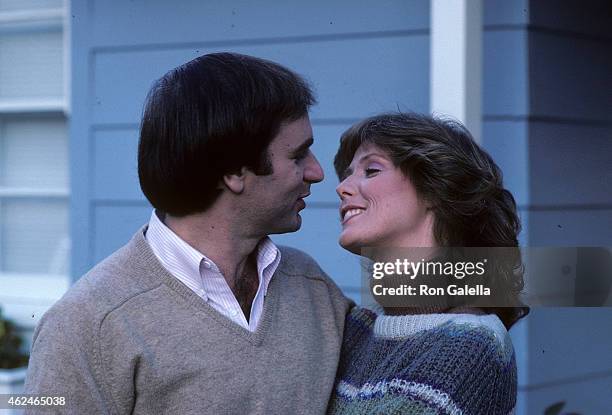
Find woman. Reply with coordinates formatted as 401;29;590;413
327;113;528;414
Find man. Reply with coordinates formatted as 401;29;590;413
25;53;352;414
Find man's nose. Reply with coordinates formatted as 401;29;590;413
304;152;324;183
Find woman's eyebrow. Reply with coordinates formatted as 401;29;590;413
359;153;386;163
341;153;387;179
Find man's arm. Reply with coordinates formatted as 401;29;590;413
24;308;116;415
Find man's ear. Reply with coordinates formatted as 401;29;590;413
220;167;249;194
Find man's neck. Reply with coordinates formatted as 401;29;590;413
163;210;263;311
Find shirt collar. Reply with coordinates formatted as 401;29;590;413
145;210;281;297
146;210;208;295
254;237;281;297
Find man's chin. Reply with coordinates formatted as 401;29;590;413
291;215;302;232
269;214;302;235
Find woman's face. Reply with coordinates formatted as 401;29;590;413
336;143;436;254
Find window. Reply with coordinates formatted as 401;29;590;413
0;0;69;327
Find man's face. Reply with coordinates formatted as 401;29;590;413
243;115;324;235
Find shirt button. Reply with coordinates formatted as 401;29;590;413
198;289;205;296
230;309;239;317
203;261;212;269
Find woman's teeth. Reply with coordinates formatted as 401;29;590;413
344;208;364;221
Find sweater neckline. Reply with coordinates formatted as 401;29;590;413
373;309;506;340
130;227;281;346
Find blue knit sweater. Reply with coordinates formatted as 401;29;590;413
327;307;517;414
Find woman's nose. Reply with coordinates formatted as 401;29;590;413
336;176;355;199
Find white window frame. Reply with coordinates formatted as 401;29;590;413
0;1;70;329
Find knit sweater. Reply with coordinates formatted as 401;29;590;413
24;229;352;415
327;307;517;415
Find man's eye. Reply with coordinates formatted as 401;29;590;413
365;168;380;176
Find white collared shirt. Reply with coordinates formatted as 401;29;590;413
144;210;281;331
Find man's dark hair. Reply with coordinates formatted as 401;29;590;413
138;52;315;216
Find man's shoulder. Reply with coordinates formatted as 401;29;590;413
276;245;353;307
41;229;161;328
277;245;328;280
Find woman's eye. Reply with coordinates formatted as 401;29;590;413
365;168;380;177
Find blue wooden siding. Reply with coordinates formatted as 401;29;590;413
521;2;612;413
483;2;612;413
526;27;612;246
481;5;531;413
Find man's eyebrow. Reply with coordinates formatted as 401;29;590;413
289;137;314;157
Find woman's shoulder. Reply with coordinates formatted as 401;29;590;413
438;313;515;361
339;306;383;352
342;306;378;337
347;305;379;322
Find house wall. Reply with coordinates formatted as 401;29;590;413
68;1;611;413
522;1;612;413
481;3;532;412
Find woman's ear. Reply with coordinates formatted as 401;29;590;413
220;167;248;194
422;197;434;211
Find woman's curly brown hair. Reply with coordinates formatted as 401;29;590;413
334;112;529;329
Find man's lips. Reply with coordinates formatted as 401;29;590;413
296;192;310;210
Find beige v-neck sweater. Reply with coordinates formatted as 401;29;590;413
24;229;352;414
